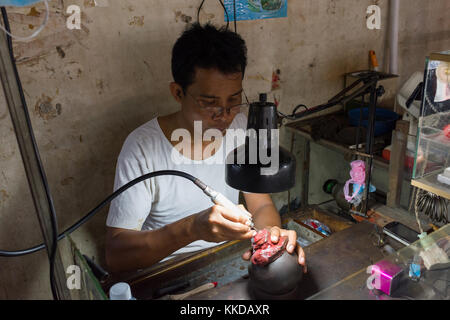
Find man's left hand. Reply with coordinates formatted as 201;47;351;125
242;226;307;273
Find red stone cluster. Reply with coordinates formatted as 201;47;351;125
251;229;287;266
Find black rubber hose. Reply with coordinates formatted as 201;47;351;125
0;170;205;257
1;6;59;300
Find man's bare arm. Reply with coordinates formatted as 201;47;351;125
105;205;255;273
243;193;281;229
105;214;197;273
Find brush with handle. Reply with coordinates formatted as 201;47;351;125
164;282;218;300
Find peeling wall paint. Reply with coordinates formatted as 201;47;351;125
0;0;449;299
128;16;144;26
174;10;193;24
34;94;62;120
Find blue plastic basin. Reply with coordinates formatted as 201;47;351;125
348;107;399;137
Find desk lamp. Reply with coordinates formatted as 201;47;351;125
226;93;296;193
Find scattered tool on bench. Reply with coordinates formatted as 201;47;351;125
160;282;218;300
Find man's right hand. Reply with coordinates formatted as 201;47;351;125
193;204;256;243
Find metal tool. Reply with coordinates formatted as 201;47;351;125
202;186;255;229
161;282;217;300
152;280;190;299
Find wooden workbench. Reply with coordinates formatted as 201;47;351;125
188;221;384;300
103;206;424;300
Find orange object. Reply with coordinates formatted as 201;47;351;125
444;124;450;138
370;50;379;70
429;224;439;232
350;209;393;227
382;146;415;169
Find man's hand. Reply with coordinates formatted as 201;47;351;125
242;226;307;273
193;204;256;243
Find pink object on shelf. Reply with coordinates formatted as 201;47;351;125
344;160;366;202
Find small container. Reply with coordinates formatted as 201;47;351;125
109;282;136;300
409;254;422;283
372;260;404;296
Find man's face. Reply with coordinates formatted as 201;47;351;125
181;67;244;134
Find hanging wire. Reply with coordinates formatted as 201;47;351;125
197;0;206;23
197;0;230;30
233;0;237;32
0;0;49;42
0;4;58;300
277;104;310;120
218;0;230;29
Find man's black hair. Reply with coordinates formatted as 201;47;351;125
171;23;247;92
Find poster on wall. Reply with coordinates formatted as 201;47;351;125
224;0;288;21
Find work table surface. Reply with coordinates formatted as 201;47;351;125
104;205;423;300
189;220;384;300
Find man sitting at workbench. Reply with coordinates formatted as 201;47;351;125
105;23;306;274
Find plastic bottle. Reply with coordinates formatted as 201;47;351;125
109;282;136;300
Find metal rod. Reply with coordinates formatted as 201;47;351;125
302;138;310;209
355;94;365;156
363;82;379;216
293;79;376;120
288;132;295;212
389;0;400;74
328;77;365;103
351;150;374;159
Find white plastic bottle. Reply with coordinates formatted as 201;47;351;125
109;282;136;300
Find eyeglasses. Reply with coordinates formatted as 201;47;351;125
186;90;250;119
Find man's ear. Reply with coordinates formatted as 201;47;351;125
170;82;184;104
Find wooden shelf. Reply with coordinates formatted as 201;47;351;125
285;116;391;170
411;172;450;200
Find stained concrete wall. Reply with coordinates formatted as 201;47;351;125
0;0;449;299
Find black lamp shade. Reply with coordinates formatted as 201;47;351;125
226;94;296;193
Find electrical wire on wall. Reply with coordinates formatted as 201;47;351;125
0;0;49;41
277;104;309;121
0;5;58;300
0;0;234;300
0;0;237;259
233;0;237;33
218;0;229;29
197;0;230;30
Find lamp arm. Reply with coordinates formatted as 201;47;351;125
291;76;380;120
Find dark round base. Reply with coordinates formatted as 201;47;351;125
248;250;304;297
248;282;301;300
